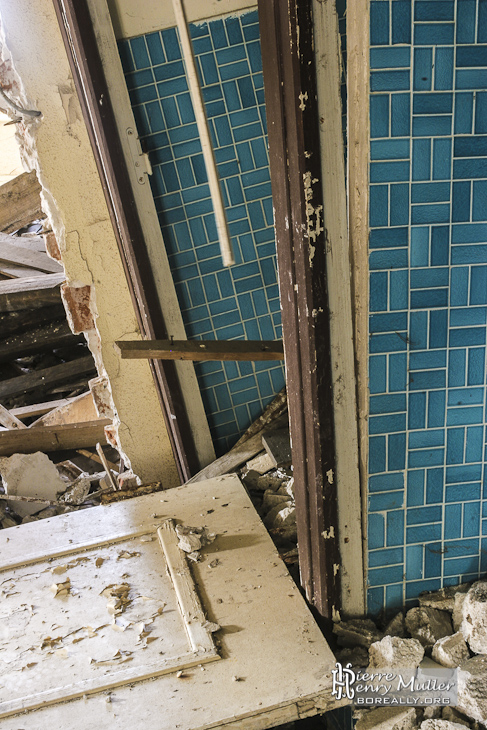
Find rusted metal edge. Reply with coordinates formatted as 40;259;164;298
51;0;200;481
258;0;340;619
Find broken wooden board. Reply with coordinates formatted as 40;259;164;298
116;339;285;361
233;387;287;448
0;171;44;234
30;391;97;427
0;320;82;364
0;403;26;430
262;428;292;467
0;272;64;312
0;237;63;274
186;413;289;484
0;419;111;456
10;397;76;421
0;475;341;729
0;355;96;400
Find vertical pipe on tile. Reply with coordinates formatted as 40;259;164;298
171;0;235;267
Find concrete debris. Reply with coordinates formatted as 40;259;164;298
423;708;442;721
453;593;467;632
246;451;275;475
277;478;294;499
117;471;140;490
355;707;417;730
22;506;64;523
263;501;294;529
175;524;216;556
405;607;453;648
441;708;471;728
383;612;406;638
419;583;471;613
421;720;470;730
336;645;369;668
431;632;470;668
241;469;281;492
59;472;103;505
457;655;487;724
460;580;487;654
333;618;382;648
261;490;289;512
0;451;66;516
368;635;424;669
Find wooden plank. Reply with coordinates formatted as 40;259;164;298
0;418;111;456
0;355;96;400
0;171;44;234
10;397;74;420
0;236;63;273
186;413;288;483
0;272;64;312
0;320;82;364
30;391;96;427
0;403;26;430
312;0;365;616
262;428;292;467
116;339;284;361
0;304;66;337
0;263;45;278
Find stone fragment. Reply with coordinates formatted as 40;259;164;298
0;452;66;517
277;478;294;499
423;708;442;721
432;632;470;669
457;654;487;724
241;469;283;492
261;489;290;513
336;645;369;668
453;593;467;632
246;451;274;475
271;505;296;528
419;584;471;613
333;618;382;648
175;525;216;554
356;707;417;730
368;635;424;669
384;612;406;638
421;720;469;730
405;607;453;649
460;580;487;654
441;708;470;728
263;501;293;528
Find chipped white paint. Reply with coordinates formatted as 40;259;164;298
299;91;309;111
0;0;182;484
333;564;340;576
108;0;257;39
303;171;323;267
312;0;365;616
326;468;334;484
0;475;341;729
322;526;335;540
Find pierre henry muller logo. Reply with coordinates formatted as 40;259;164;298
331;663;458;706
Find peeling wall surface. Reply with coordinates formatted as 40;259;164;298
0;0;180;486
118;10;285;455
367;0;487;615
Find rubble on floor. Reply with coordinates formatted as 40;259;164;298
338;579;487;730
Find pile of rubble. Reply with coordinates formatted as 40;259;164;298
333;581;487;728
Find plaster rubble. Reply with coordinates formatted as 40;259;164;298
457;654;487;725
405;607;453;649
460;580;487;654
368;635;424;669
431;632;470;668
0;452;65;516
355;707;417;730
420;720;470;730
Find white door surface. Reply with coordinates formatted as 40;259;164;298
0;474;340;729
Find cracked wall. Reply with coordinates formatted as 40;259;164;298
0;0;180;486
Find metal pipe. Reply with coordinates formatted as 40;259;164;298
171;0;235;267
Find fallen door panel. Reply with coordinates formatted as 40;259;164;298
0;474;341;729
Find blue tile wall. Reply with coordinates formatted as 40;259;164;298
119;11;285;455
369;0;487;616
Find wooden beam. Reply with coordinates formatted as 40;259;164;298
0;273;64;312
0;235;63;274
233;387;287;448
0;320;82;364
0;304;66;338
0;419;111;456
0;171;44;234
259;0;340;619
115;339;284;362
0;355;96;401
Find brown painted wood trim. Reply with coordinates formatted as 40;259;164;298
116;340;284;361
51;0;199;481
258;0;340;618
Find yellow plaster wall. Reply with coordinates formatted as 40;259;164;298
0;0;180;486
